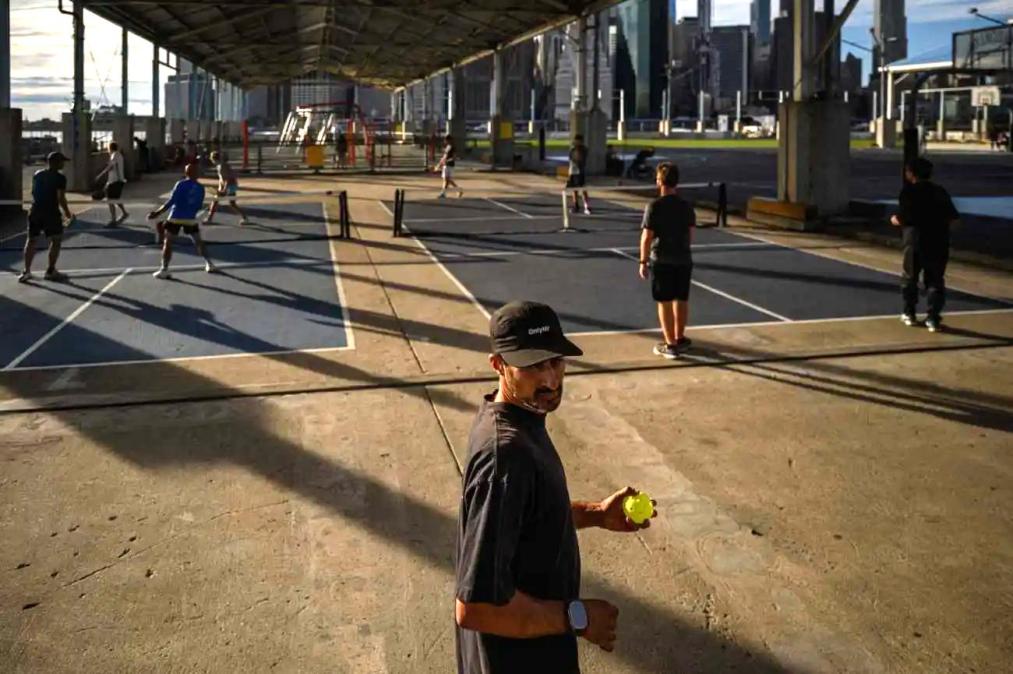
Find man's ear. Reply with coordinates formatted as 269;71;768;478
489;353;505;375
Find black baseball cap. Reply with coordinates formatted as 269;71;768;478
490;301;583;367
46;151;69;162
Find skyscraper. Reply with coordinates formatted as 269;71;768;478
710;25;751;108
750;0;771;45
613;0;669;118
873;0;907;66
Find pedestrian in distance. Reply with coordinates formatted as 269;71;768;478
567;134;591;215
455;300;658;674
203;150;249;226
95;141;128;227
335;129;348;168
147;163;217;279
639;162;695;358
19;151;75;283
890;157;960;332
436;133;463;198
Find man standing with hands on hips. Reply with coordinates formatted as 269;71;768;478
455;300;658;673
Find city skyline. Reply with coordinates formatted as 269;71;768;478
10;0;1009;121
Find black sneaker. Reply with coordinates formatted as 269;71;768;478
925;316;942;333
675;336;693;351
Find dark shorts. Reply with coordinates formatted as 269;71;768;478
566;173;586;188
164;219;200;236
651;263;693;302
27;210;64;239
106;180;125;200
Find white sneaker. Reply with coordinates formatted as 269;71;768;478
925;317;941;333
239;219;249;226
152;267;172;279
205;261;217;273
901;313;916;327
583;206;592;215
17;270;32;283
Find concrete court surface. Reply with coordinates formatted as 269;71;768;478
1;168;1012;673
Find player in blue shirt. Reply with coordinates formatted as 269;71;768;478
146;163;216;279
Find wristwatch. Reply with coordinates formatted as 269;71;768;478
566;600;588;635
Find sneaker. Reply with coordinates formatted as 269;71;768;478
437;192;446;199
239;219;249;226
17;270;32;283
675;336;693;351
653;343;680;360
457;190;464;198
152;267;172;280
117;212;129;224
583;206;592;215
901;313;917;327
43;270;68;282
925;317;941;333
204;261;217;273
105;220;118;228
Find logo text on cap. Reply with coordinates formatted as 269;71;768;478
528;325;551;335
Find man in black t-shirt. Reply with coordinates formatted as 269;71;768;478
20;152;75;283
639;162;695;359
890;157;960;332
455;301;658;674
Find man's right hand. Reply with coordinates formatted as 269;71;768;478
580;599;619;652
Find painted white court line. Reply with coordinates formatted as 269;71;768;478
568;307;1013;337
7;345;356;373
402;212;643;225
726;229;1013;307
485;198;535;219
434;241;770;260
610;248;792;322
2;257;333;279
407;234;492;320
377;199;394;218
322;203;356;351
4;268;133;370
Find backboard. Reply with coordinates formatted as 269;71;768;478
953;25;1013;72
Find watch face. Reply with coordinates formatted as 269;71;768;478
568;600;588;631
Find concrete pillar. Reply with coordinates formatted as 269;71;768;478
489;49;514;168
169;118;184;144
776;100;850;215
885;69;894;120
1;0;10;108
447;66;466;150
616;88;626;141
121;27;128;113
62;111;92;192
791;0;814;102
696;90;706;133
111;115;136;179
151;43;159;118
734;90;743;134
936;92;946;139
0;107;22;216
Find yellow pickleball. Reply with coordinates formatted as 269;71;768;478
622;492;654;525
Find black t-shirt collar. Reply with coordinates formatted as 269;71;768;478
483;391;547;428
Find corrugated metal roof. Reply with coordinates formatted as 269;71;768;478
82;0;619;87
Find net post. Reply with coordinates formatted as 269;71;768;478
718;182;727;228
560;189;570;231
393;189;402;237
256;144;263;175
338;190;350;239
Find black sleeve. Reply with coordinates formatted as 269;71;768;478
897;185;915;226
641;201;655;231
938;186;959;221
456;443;535;606
57;173;67;191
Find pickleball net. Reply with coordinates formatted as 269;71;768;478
390;182;727;238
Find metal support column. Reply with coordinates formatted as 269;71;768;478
0;0;10;108
152;43;159;117
121;27;128;113
791;0;814;101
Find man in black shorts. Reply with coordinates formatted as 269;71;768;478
455;300;657;674
567;135;591;214
639;162;695;359
890;157;960;333
20;152;75;283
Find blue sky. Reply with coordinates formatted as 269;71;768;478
10;0;1010;121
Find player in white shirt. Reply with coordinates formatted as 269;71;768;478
95;141;128;226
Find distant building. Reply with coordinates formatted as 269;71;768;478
771;11;837;94
164;61;215;120
873;0;907;66
840;52;863;94
613;0;669;118
247;84;292;128
710;25;751;110
670;17;700;116
750;0;771;45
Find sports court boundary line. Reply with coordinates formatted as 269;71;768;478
435;241;770;260
2;339;1009;417
726;228;1013;307
568;307;1013;337
4;268;133;370
610;248;792;322
2;258;338;279
322;203;357;351
484;198;535;219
